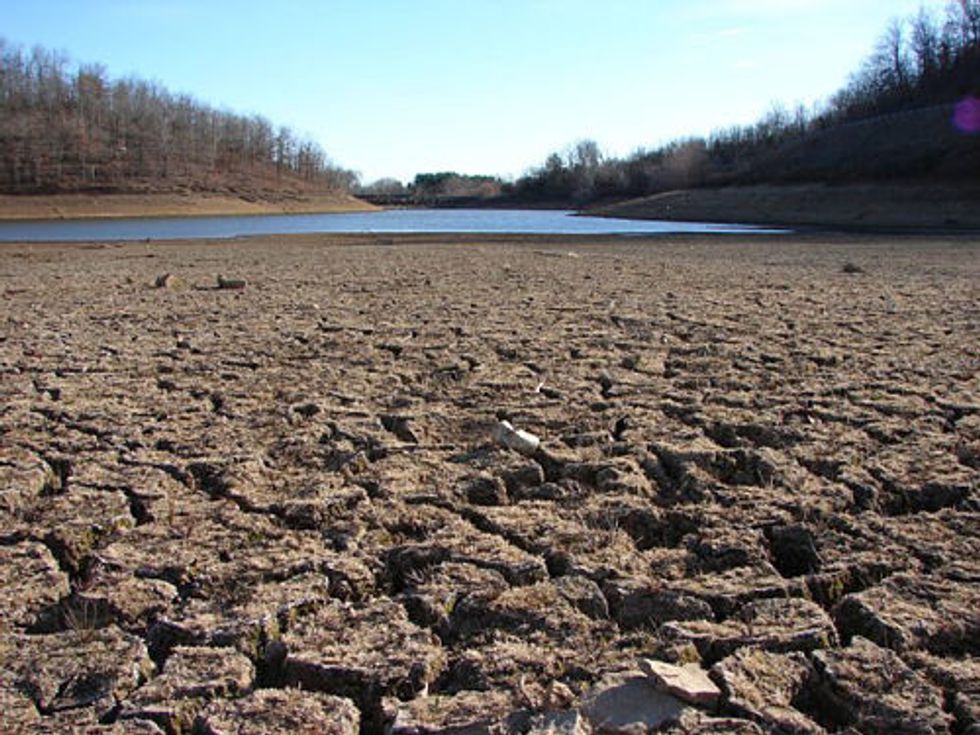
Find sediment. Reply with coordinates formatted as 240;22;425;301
1;231;977;733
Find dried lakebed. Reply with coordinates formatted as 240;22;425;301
1;232;978;734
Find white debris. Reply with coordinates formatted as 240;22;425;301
492;420;540;455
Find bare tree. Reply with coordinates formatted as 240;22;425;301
0;38;355;194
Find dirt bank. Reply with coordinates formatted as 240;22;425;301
591;183;980;230
1;232;978;733
0;191;375;220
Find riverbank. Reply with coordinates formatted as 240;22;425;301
0;191;376;220
589;182;980;230
1;231;978;733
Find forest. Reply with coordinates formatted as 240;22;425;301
509;0;980;204
0;39;356;195
3;2;979;203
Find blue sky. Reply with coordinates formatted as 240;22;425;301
0;0;948;183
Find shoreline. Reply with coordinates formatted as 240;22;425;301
588;182;980;231
0;191;377;221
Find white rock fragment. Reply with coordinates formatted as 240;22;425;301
492;420;540;455
640;658;721;708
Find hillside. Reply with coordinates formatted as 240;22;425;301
0;41;365;215
591;182;980;230
510;3;980;217
0;191;374;221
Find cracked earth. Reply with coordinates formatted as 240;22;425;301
1;232;978;734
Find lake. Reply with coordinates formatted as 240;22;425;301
0;208;783;242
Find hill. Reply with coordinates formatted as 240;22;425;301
590;182;980;230
509;2;980;223
0;40;366;216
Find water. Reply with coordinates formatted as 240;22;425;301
0;208;783;242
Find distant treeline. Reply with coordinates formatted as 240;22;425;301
511;0;980;204
357;172;504;202
0;39;356;195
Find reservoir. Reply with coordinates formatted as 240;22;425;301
0;208;782;242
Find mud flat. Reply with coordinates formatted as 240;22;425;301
1;232;978;733
0;192;374;221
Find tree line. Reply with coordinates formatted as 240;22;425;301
0;40;356;194
511;0;980;204
357;172;504;202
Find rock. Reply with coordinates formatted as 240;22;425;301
639;659;721;708
119;645;254;732
493;420;540;455
580;671;686;733
195;688;360;735
834;573;980;654
662;597;837;663
154;273;178;288
807;636;949;733
216;274;247;290
711;648;824;734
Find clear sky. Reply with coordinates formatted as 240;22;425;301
0;0;949;183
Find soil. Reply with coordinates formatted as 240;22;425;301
0;191;374;221
590;183;980;230
1;232;978;734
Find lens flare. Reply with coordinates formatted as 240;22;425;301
953;96;980;134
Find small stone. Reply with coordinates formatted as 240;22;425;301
154;273;178;288
640;659;721;708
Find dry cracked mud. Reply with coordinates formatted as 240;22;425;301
0;231;977;734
